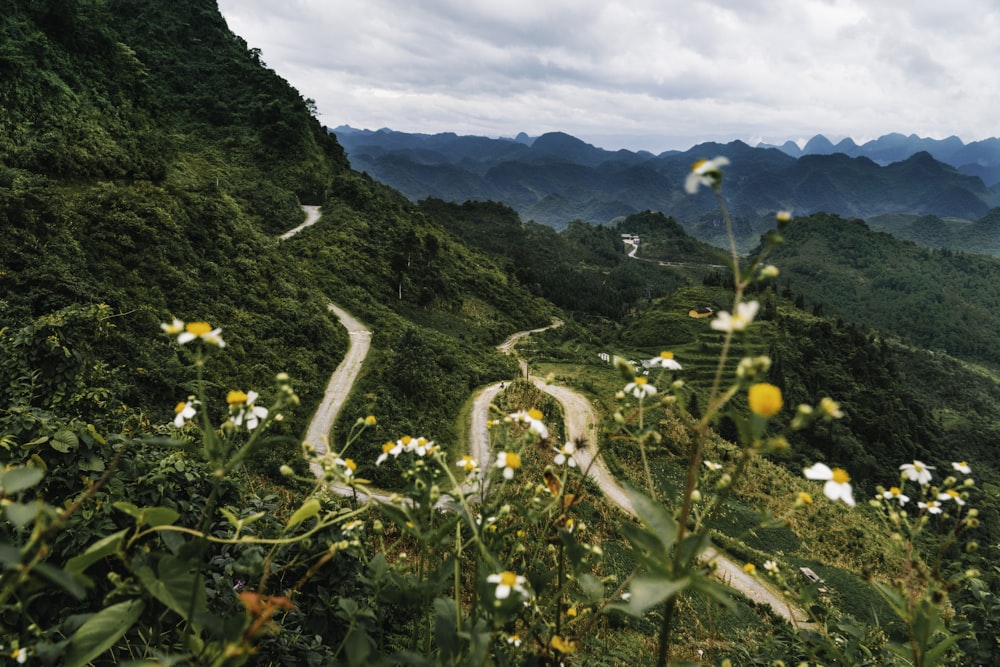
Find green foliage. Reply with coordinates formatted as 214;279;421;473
420;199;692;321
767;211;1000;367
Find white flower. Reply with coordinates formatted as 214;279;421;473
703;460;723;471
407;436;435;456
376;440;404;466
229;390;268;430
487;571;530;600
684;156;730;194
457;455;479;472
334;458;357;477
803;462;855;507
172;398;198;427
553;441;577;467
175;321;226;348
711;301;760;333
952;461;972;475
763;560;779;574
13;647;27;664
624;377;657;399
881;487;910;506
495;451;522;479
918;500;943;514
900;460;934;485
160;318;185;335
649;351;682;370
508;409;549;440
938;489;966;506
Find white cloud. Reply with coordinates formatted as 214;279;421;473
217;0;1000;151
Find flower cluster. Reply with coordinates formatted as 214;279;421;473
376;435;437;465
880;459;975;516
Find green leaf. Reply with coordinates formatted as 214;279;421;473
4;502;39;528
33;562;87;599
924;630;967;664
433;597;459;662
78;454;105;472
66;529;128;575
62;599;145;667
136;556;207;623
286;497;321;529
113;501;142;520
51;428;79;453
622;574;690;617
1;466;44;494
577;573;605;603
143;507;180;528
625;485;678;553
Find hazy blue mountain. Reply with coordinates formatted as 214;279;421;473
333;126;999;240
760;132;1000;184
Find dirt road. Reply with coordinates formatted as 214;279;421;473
279;204;322;240
282;208;805;624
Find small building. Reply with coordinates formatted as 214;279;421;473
688;306;714;319
799;567;828;593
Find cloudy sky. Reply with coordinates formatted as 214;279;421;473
217;0;1000;153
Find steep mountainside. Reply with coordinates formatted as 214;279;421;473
0;0;553;443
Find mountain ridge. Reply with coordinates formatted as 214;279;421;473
334;126;1000;240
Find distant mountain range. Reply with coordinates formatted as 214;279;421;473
759;133;1000;185
334;126;1000;244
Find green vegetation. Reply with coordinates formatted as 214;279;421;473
765;212;1000;367
3;1;1000;665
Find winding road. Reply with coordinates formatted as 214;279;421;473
281;205;808;625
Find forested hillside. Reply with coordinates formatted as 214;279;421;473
764;212;1000;367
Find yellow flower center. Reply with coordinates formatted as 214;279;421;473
691;158;708;172
797;491;813;505
382;441;395;453
831;468;850;484
505;452;521;469
186;321;212;336
635;377;648;385
226;390;249;405
748;383;783;417
528;408;544;421
401;435;412;446
174;401;187;414
660;351;674;359
499;571;518;586
945;489;959;499
743;563;756;574
343;458;357;471
365;415;377;426
958;461;967;467
889;486;902;496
